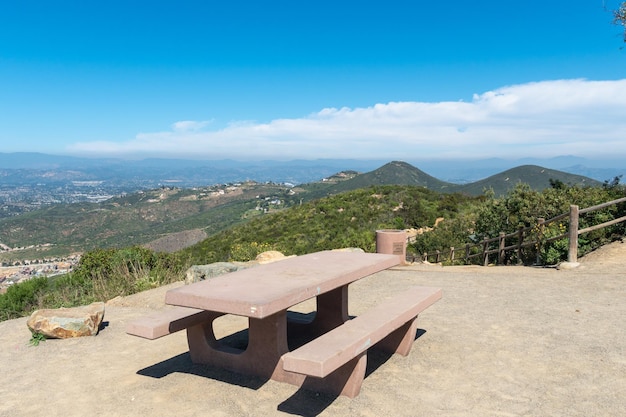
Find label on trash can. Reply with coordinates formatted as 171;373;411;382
392;242;404;255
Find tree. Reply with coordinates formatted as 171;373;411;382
613;1;626;42
603;175;622;189
549;178;566;190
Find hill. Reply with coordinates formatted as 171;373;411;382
0;181;295;262
329;161;454;192
299;161;456;200
0;161;602;262
179;184;478;264
456;165;602;196
301;161;599;198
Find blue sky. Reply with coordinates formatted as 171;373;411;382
1;1;625;161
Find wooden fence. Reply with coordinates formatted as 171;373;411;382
416;196;626;266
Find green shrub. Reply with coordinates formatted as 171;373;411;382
0;276;49;321
410;213;477;264
180;185;480;265
1;246;186;322
473;182;626;265
229;242;275;262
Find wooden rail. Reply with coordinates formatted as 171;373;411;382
415;196;626;266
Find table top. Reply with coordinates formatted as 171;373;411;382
164;251;401;318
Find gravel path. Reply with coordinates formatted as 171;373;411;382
1;241;625;417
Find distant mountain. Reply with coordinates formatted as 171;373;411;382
0;152;92;169
456;165;602;196
303;162;601;197
403;156;626;183
0;153;388;187
1;152;624;185
315;161;455;195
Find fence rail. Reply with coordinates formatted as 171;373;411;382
415;196;626;266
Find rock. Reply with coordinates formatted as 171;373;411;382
557;261;581;270
255;250;294;264
27;302;105;339
185;263;246;284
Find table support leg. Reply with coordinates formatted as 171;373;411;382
313;285;349;330
376;315;420;356
184;287;355;388
286;285;350;343
299;353;367;398
186;310;295;381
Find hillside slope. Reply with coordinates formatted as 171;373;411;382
307;161;455;197
0;161;602;261
0;182;293;260
303;161;599;197
457;165;602;196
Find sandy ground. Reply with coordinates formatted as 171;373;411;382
1;241;625;417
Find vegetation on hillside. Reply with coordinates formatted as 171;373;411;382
2;177;625;323
0;182;294;262
0;162;602;264
411;179;626;265
180;185;480;265
455;165;601;197
0;246;184;321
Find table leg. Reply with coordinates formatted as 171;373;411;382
313;285;349;330
374;315;420;356
184;287;351;386
186;310;297;381
286;285;350;345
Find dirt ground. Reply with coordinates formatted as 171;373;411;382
1;241;625;417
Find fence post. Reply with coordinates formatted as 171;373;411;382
435;250;441;263
568;205;579;263
517;226;524;265
465;243;470;264
483;237;489;266
450;247;455;262
498;232;505;265
535;218;545;265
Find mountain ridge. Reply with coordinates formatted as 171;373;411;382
1;152;624;184
0;160;604;262
304;161;602;198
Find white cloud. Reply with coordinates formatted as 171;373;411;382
67;78;626;160
171;120;212;132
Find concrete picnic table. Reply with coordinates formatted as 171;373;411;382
162;250;402;385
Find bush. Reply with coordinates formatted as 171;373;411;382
1;246;186;322
229;242;275;262
474;183;626;265
0;277;49;321
69;246;184;302
180;185;481;266
410;214;477;264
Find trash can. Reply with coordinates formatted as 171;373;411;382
376;229;407;263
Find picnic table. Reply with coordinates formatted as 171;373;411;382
127;250;441;397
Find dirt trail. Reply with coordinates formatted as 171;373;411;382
0;241;624;417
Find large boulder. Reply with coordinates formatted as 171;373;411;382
185;262;246;284
184;252;294;284
27;302;105;339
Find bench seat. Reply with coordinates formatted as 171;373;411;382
281;285;442;397
126;306;220;339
